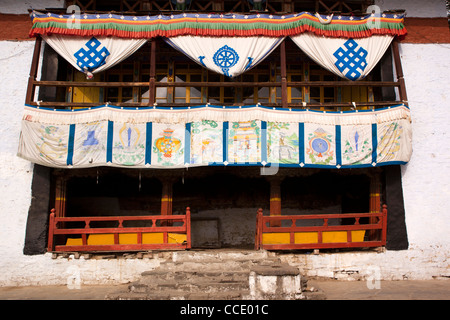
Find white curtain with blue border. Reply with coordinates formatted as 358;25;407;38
290;34;394;81
42;35;148;78
164;36;284;78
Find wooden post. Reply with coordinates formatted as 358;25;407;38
280;40;288;108
391;39;408;105
269;61;277;103
148;38;156;105
186;207;191;249
255;208;263;250
269;177;282;227
160;177;175;227
47;208;56;252
54;175;67;218
369;175;381;239
25;36;42;105
161;179;173;216
381;204;388;246
167;60;175;104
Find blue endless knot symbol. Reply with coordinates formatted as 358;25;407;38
74;37;110;71
213;45;239;77
333;39;368;81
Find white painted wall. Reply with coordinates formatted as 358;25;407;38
0;1;448;287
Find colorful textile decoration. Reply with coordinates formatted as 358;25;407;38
164;36;283;77
29;11;406;39
41;35;147;76
18;104;412;169
290;33;393;81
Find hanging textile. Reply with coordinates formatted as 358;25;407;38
290;33;393;81
41;35;148;77
29;12;406;39
164;36;284;77
18;104;412;169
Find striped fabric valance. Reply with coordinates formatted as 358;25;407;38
29;11;406;39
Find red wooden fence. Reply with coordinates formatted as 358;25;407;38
255;205;387;250
48;207;191;252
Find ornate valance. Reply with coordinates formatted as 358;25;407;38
29;11;406;39
18;104;412;170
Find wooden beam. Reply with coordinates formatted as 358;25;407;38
34;80;401;88
25;36;42;105
27;100;402;109
149;38;156;105
280;40;288;108
391;39;408;105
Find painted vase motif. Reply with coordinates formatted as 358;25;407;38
155;128;181;158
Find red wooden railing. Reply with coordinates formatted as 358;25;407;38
255;205;387;250
48;207;191;252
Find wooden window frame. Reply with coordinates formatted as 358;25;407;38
26;35;407;110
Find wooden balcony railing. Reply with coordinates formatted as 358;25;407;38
47;207;191;252
255;205;387;251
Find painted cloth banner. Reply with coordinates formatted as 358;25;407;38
42;35;147;76
290;33;393;81
164;36;283;77
18;104;412;169
30;12;407;39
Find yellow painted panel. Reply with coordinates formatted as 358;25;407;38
351;230;366;242
294;232;318;244
322;231;347;243
72;72;100;107
119;233;138;245
87;234;115;245
66;238;83;246
168;233;187;244
142;233;164;244
262;233;290;244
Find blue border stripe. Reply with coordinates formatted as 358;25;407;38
372;123;377;164
299;123;305;164
106;121;113;163
185;123;191;164
223;121;228;163
66;124;76;166
335;125;342;167
145;122;152;165
261;121;267;163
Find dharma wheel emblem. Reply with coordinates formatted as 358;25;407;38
213;45;239;77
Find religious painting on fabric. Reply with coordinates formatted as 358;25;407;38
377;120;411;163
151;123;185;167
304;124;336;166
112;122;147;166
341;125;373;166
267;122;299;164
18;104;412;170
21;122;70;167
72;121;108;166
190;120;223;165
228;121;261;163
